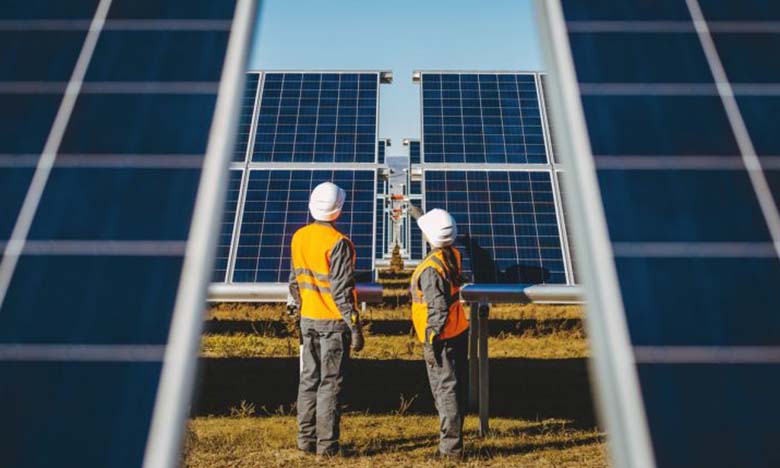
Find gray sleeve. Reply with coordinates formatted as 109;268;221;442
329;238;358;329
420;267;451;341
287;259;300;309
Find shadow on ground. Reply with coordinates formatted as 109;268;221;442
191;357;597;428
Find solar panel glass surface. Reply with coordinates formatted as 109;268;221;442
232;169;376;282
421;73;546;164
561;0;780;465
252;73;378;163
0;1;243;466
408;140;421;165
424;170;566;284
233;73;259;162
212;170;243;282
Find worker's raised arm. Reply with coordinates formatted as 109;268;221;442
328;237;359;329
420;267;451;344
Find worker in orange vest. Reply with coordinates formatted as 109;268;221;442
287;181;365;457
410;208;469;458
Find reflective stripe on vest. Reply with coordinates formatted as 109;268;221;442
291;223;353;321
410;247;469;343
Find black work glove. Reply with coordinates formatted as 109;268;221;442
286;303;299;318
351;326;365;352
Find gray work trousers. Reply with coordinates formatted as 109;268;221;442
423;331;468;456
297;327;350;455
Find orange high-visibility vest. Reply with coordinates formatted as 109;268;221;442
291;223;357;320
410;247;469;343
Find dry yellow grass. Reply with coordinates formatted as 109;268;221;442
200;331;588;360
207;303;584;322
184;414;606;468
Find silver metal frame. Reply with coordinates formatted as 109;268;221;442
537;73;575;284
143;1;259;467
207;282;582;305
534;2;656;467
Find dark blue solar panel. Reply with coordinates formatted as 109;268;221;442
408;140;421;165
0;94;62;154
375;176;385;260
213;170;243;282
232;170;376;283
107;0;236;20
0;1;242;467
28;168;200;240
86;31;229;82
424;170;566;284
0;1;98;19
639;363;780;467
233;73;259;162
252;73;378;163
562;0;780;464
378;140;386;164
61;94;216;154
420;73;546;164
0;31;87;81
2;255;183;344
0;361;161;468
0;169;34;239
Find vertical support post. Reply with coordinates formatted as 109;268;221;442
468;303;479;411
478;302;490;436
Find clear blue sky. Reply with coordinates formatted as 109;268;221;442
248;0;543;152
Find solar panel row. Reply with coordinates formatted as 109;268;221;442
550;0;780;465
0;1;252;467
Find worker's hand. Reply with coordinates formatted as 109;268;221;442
286;303;299;318
351;327;365;352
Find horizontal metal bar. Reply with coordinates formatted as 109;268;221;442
207;282;384;303
459;284;584;304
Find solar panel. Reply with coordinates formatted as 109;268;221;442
378;139;386;164
0;0;254;466
423;170;566;284
252;72;379;163
420;72;546;164
407;139;421;165
232;169;376;283
375;175;386;260
212;170;244;282
543;1;780;465
233;72;260;162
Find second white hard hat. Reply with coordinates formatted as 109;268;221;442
417;208;457;248
309;181;346;222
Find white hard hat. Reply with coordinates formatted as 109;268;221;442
309;181;346;221
417;208;457;248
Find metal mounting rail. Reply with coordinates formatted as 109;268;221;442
460;283;584;304
208;282;583;305
207;282;384;303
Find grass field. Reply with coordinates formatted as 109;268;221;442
185;415;606;468
186;301;606;467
